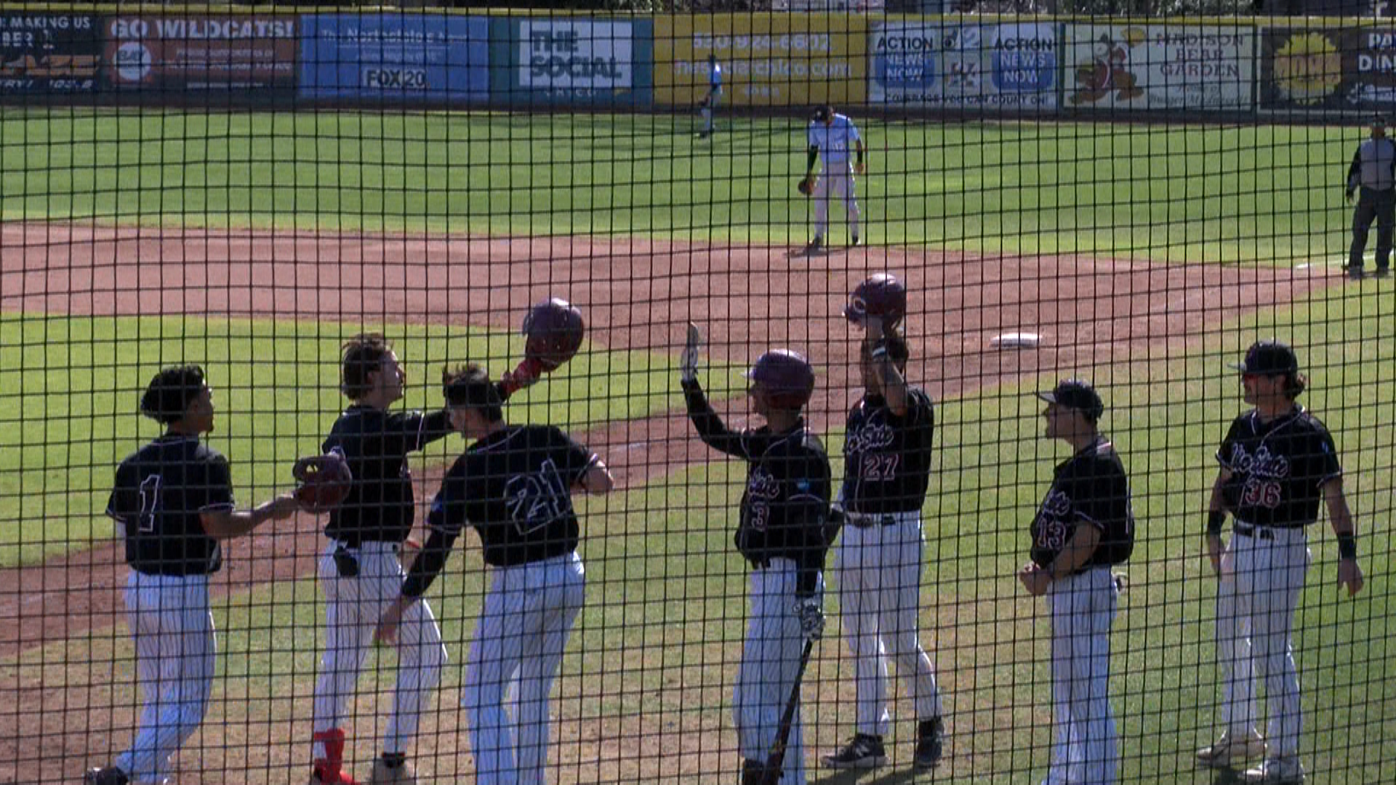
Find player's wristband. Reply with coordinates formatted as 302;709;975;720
1338;533;1357;560
1206;510;1226;536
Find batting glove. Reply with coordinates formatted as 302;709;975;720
793;598;824;641
680;322;702;383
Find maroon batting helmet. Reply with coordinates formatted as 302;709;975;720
843;273;908;327
744;349;815;410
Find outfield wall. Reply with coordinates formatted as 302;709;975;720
0;8;1384;120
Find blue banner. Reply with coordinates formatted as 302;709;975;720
300;14;488;103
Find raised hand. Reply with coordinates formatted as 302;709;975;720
680;322;702;382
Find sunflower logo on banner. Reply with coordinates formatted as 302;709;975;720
1274;32;1341;105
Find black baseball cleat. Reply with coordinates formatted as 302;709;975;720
697;130;712;139
821;733;887;769
914;717;946;769
1376;266;1391;277
850;234;861;247
805;236;824;254
84;767;130;785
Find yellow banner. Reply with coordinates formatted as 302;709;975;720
655;14;869;107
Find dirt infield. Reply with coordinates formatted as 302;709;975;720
0;221;1337;783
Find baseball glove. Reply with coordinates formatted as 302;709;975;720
522;297;585;372
292;453;352;514
797;176;815;196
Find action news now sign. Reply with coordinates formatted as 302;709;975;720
869;22;1057;110
0;14;100;95
104;15;297;92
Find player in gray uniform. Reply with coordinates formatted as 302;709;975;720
86;365;298;785
1197;341;1364;784
1345;114;1396;279
822;309;945;771
1018;379;1134;785
681;324;833;785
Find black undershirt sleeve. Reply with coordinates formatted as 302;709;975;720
401;525;461;599
807;146;819;173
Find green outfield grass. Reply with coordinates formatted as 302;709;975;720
0;109;1355;264
7;283;1391;783
0;313;719;567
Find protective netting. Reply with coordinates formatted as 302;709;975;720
0;6;1392;785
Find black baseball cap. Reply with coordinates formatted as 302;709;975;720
1230;340;1299;376
812;105;832;123
1035;378;1105;422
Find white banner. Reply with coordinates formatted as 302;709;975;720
1064;24;1254;110
519;20;633;90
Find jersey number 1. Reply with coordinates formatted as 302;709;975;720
137;474;163;533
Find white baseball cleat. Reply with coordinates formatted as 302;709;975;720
1239;756;1305;783
1196;729;1266;768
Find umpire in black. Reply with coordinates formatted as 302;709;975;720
1345;114;1396;280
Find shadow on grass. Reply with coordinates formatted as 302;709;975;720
810;768;926;785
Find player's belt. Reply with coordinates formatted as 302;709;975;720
1233;522;1276;540
845;511;897;528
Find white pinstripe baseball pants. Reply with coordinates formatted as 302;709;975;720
1046;567;1118;785
464;551;585;785
734;558;823;785
311;541;447;760
114;571;215;785
1215;525;1310;758
835;512;944;737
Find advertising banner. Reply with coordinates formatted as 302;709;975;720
1260;27;1396;112
300;14;488;103
1063;24;1253;110
492;17;652;105
654;14;867;107
104;15;296;92
0;14;100;94
868;21;1056;110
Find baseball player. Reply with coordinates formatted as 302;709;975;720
1017;379;1134;785
680;323;833;785
1345;114;1396;279
697;53;722;139
1197;341;1363;784
801;104;865;252
373;363;613;785
86;365;298;785
823;278;945;771
308;334;542;785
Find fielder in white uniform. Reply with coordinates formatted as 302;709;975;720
681;325;833;785
1198;341;1364;785
1018;379;1134;785
698;53;722;139
823;317;945;771
802;105;865;252
87;365;297;785
375;364;614;785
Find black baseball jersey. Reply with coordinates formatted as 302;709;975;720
322;405;452;545
683;379;833;597
1217;407;1341;528
401;424;597;598
841;389;935;514
105;435;235;576
1030;437;1134;570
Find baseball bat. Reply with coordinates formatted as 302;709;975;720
760;638;815;785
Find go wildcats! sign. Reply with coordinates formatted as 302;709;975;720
104;15;297;91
